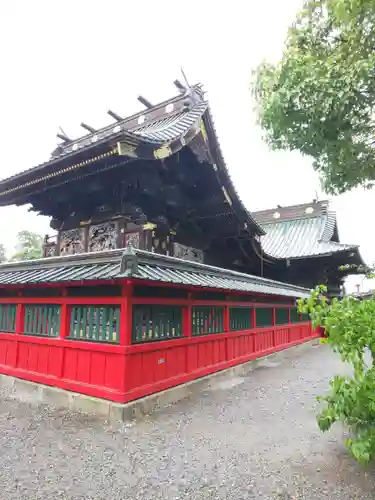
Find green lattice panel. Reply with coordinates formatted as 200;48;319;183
275;308;289;326
229;307;252;331
132;305;183;343
24;305;60;337
290;308;302;323
192;306;225;336
0;304;17;333
69;306;120;343
255;308;273;328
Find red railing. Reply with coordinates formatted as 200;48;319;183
0;283;321;403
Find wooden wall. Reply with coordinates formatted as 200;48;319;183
0;281;320;403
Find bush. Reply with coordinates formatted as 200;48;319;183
299;285;375;464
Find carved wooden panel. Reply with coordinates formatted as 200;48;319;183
88;222;118;252
152;236;169;255
173;242;204;263
59;228;86;256
45;244;57;257
124;231;140;249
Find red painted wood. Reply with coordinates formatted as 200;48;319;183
123;334;320;403
0;325;320;402
15;304;24;334
0;297;122;305
60;304;68;338
120;282;133;346
0;281;320;403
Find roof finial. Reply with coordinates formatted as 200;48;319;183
120;246;138;276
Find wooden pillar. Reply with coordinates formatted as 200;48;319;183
223;305;230;332
59;289;68;339
183;292;192;337
272;307;276;347
120;281;133;346
250;306;256;329
59;305;68;338
15;304;25;334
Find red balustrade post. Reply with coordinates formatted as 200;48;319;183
13;295;25;369
15;304;25;334
183;293;192;338
224;305;230;332
59;289;68;339
120;281;133;346
59;304;68;338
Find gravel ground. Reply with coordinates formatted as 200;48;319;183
0;342;374;499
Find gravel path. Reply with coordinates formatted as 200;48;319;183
0;342;374;499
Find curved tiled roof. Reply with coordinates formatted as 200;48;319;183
0;248;310;298
0;83;264;236
253;201;363;261
0;97;208;192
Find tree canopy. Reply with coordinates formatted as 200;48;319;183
252;0;375;194
10;230;44;261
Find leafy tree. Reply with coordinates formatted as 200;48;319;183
11;230;44;261
252;0;375;194
299;285;375;463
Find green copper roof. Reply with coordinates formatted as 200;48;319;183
254;201;363;262
0;248;310;299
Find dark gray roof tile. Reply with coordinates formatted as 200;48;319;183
254;201;362;261
0;248;310;299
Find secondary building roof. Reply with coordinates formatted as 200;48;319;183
0;248;310;299
253;200;364;264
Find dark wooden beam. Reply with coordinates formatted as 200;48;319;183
56;133;71;143
137;95;153;109
173;79;186;93
107;109;123;122
80;122;96;134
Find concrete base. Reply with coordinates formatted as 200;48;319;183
0;340;320;422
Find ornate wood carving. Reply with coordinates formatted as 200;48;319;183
173;242;204;263
152;234;173;256
88;222;118;252
45;244;57;257
124;231;140;249
59;228;86;256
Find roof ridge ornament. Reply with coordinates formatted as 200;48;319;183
120;246;138;276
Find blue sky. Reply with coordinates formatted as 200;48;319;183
0;0;372;291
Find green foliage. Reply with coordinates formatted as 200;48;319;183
252;0;375;194
299;284;375;463
11;230;43;261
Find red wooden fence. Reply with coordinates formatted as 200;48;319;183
0;281;320;403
